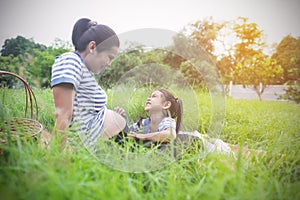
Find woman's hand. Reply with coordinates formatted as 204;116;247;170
114;107;126;118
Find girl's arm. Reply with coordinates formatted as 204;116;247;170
129;128;176;143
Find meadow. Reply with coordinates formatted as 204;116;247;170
0;87;299;200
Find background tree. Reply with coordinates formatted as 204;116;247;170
229;17;283;99
29;46;70;88
163;31;215;89
216;55;235;93
179;18;236;86
97;49;143;88
213;20;237;85
233;17;265;64
233;53;283;100
189;17;224;61
272;35;300;103
0;35;46;57
29;38;71;87
272;35;300;83
0;36;70;88
98;46;171;89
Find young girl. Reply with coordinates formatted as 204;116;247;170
127;88;233;155
128;88;183;143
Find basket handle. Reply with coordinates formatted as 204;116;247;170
0;70;39;120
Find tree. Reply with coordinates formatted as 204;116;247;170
0;54;29;87
1;35;46;57
163;31;216;89
98;49;143;88
180;18;238;85
29;46;70;88
228;17;285;99
189;17;224;61
140;48;166;64
216;55;235;92
0;37;71;88
180;59;220;89
272;35;300;83
233;53;283;100
233;17;265;63
272;35;300;103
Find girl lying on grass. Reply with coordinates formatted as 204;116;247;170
115;88;234;156
128;88;182;143
114;88;265;159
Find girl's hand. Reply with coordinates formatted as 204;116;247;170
128;132;136;138
114;107;126;118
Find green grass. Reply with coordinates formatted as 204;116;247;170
0;88;299;200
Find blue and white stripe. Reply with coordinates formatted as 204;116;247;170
51;52;107;148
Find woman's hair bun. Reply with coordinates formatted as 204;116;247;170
72;18;91;50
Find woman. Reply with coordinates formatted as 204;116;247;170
51;18;126;150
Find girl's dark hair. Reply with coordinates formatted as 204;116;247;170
158;88;183;134
72;18;120;52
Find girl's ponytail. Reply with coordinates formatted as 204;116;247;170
175;98;183;134
158;88;183;134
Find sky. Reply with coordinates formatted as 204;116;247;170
0;0;299;49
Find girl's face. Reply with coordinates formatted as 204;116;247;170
145;90;168;113
85;46;118;74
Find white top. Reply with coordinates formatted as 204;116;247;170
129;117;176;134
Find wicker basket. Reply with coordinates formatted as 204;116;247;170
0;70;43;143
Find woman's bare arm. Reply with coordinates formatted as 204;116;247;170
52;83;75;130
52;83;75;148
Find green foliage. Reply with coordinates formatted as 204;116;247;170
163;50;185;70
280;82;300;103
272;35;300;83
98;47;179;89
163;32;217;89
0;36;71;88
216;56;235;85
272;36;300;103
119;63;181;88
0;35;47;57
189;17;224;60
29;47;71;88
0;54;30;87
233;17;265;62
233;53;283;100
97;50;143;88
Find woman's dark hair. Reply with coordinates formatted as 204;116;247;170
158;88;183;134
72;18;119;52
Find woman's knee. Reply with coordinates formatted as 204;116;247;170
102;109;126;138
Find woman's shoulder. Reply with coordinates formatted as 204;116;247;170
51;51;85;86
56;52;81;61
54;52;82;63
52;52;85;72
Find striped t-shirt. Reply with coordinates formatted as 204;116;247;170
51;51;107;149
